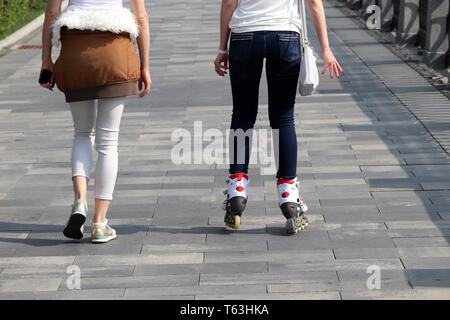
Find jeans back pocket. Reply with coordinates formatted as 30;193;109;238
229;33;254;61
278;33;300;63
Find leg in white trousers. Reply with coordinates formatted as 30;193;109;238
70;97;125;200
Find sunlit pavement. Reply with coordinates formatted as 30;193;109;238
0;0;449;299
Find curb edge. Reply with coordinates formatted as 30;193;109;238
0;0;68;52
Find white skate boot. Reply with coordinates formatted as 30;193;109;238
277;177;308;235
222;173;249;229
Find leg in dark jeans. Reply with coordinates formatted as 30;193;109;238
228;31;301;179
225;31;305;233
229;32;263;174
266;31;301;180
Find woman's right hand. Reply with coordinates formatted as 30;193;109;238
321;47;343;79
39;59;55;91
214;53;229;77
138;68;152;98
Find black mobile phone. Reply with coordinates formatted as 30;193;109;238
39;69;55;88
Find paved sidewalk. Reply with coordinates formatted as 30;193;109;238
0;0;450;300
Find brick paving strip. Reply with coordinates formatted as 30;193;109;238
0;0;449;300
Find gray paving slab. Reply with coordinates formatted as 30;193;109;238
199;271;338;286
0;0;449;299
124;284;267;298
401;257;450;270
393;237;450;248
267;279;411;293
269;259;405;272
0;288;126;300
0;265;134;280
134;261;268;276
333;248;400;260
195;292;341;300
341;288;450;300
0;278;62;292
398;247;450;258
58;274;199;291
74;253;204;266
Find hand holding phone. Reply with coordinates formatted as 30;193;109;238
39;69;55;88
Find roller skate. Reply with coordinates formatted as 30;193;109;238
222;173;249;229
277;177;308;235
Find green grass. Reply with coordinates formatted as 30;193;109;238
0;2;47;41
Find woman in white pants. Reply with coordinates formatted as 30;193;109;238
39;0;151;242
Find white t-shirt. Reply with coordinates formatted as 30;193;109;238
68;0;123;10
229;0;302;33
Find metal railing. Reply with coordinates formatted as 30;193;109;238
337;0;449;69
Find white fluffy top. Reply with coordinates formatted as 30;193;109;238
52;5;139;47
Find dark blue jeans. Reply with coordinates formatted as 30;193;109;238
228;31;301;180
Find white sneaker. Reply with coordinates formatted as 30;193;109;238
63;199;87;240
91;221;117;243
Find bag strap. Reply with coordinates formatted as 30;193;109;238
299;0;309;47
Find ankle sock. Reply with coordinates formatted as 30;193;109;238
92;219;107;228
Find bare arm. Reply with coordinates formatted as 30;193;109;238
215;0;238;76
40;0;62;90
305;0;329;52
306;0;343;78
130;0;151;97
219;0;238;51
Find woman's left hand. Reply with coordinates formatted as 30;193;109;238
321;47;343;79
39;59;55;91
138;68;152;98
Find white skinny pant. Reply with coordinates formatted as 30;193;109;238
69;97;125;200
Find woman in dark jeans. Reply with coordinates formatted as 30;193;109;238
215;0;343;234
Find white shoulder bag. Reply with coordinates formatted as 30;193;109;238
298;0;319;96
